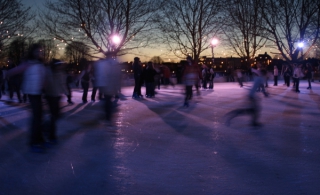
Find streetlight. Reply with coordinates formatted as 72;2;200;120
297;41;304;59
111;35;121;45
110;34;121;57
297;42;304;48
211;38;218;64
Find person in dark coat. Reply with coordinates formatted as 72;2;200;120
44;59;66;145
183;56;200;107
283;64;292;87
305;63;312;89
7;62;23;102
7;44;47;153
144;62;158;98
176;64;183;84
132;57;143;98
77;58;91;103
273;65;279;86
66;70;74;104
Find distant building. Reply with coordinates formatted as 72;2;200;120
255;52;272;67
198;56;243;73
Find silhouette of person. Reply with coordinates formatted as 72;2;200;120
225;68;268;127
77;58;91;103
7;44;47;152
144;62;157;98
132;57;143;98
93;52;121;125
183;56;199;107
44;59;67;145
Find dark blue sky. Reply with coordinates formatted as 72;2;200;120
22;0;46;9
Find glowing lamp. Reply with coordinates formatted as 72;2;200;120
111;35;121;45
211;38;218;46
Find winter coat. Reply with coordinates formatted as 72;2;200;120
144;67;157;83
21;61;46;95
93;58;121;95
293;67;303;78
305;66;312;78
44;67;67;97
133;62;142;79
183;64;198;86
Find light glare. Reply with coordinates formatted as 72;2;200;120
112;35;121;45
298;42;304;48
211;38;218;46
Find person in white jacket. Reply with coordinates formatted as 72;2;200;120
93;52;121;125
7;44;47;152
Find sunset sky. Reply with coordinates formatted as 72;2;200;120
21;0;276;62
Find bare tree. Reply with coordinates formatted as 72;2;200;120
156;0;223;61
37;39;58;64
64;41;90;64
150;56;164;64
7;37;29;65
261;0;320;62
0;0;34;63
223;0;268;64
40;0;162;58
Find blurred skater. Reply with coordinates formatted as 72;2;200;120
225;67;268;127
236;68;243;87
292;63;303;93
283;64;292;87
7;62;23;102
201;65;208;89
305;63;312;89
43;59;67;145
93;52;121;125
144;62;157;98
208;66;215;89
183;56;199;107
160;65;174;87
7;44;47;152
65;70;74;104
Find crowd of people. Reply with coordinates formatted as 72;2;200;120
1;44;121;153
0;48;319;153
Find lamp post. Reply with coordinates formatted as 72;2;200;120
211;38;218;64
298;42;304;60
